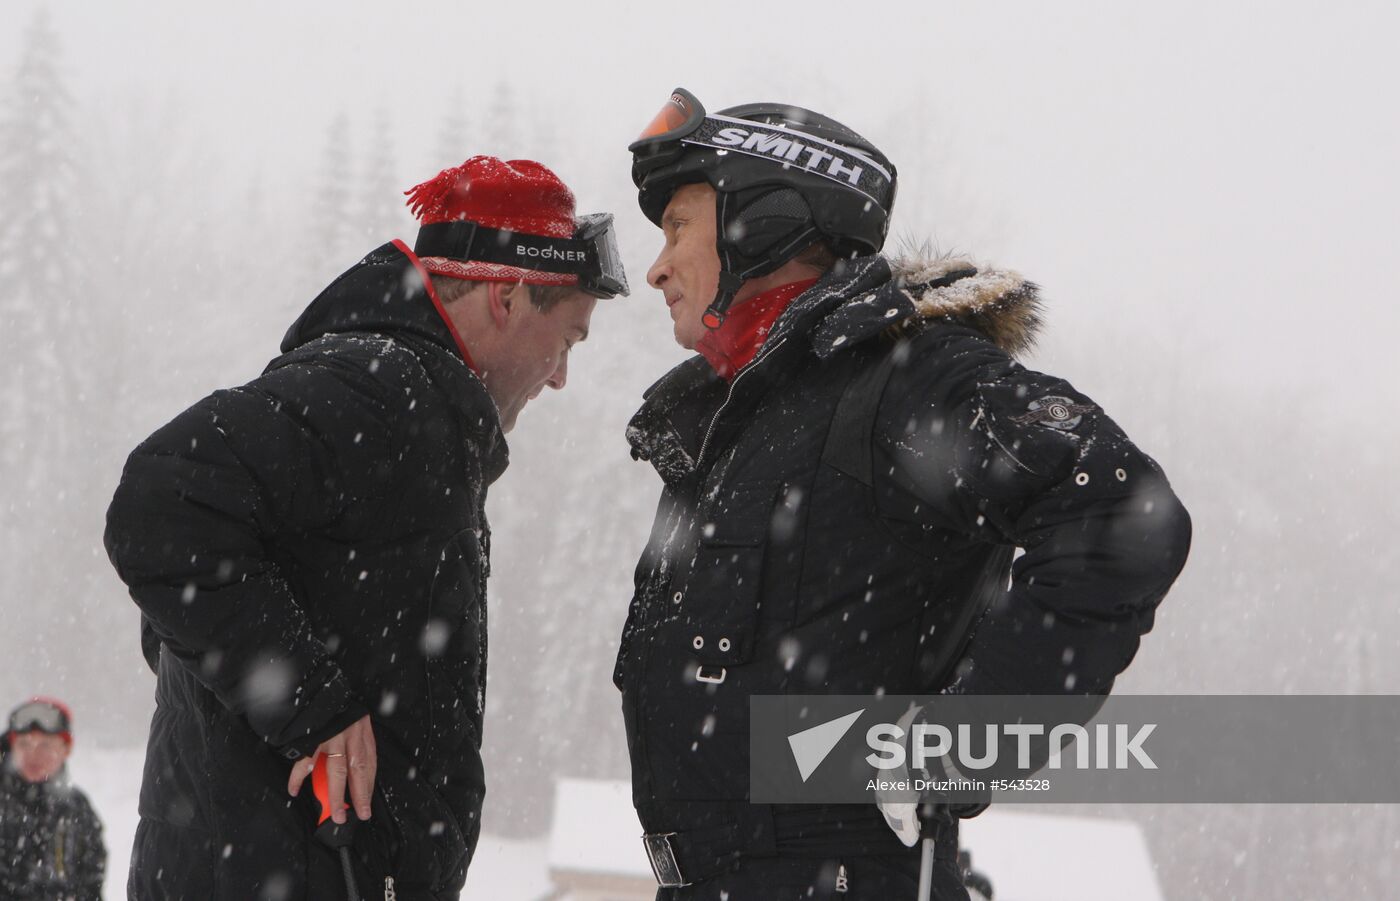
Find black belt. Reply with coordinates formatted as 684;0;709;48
643;803;775;887
642;804;957;888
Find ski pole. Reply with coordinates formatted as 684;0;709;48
313;755;362;901
916;835;935;901
915;800;948;901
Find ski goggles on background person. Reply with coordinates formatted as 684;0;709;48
414;212;630;299
629;87;896;208
7;699;69;735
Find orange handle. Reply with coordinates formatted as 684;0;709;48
311;755;333;826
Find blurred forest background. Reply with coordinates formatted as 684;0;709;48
2;3;1398;897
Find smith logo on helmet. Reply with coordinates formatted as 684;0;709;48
683;115;894;205
712;126;865;184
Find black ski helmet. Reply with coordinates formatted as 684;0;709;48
630;88;897;327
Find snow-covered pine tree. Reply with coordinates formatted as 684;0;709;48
0;8;111;712
432;85;472;172
358;108;412;247
304;112;355;292
0;8;83;486
482;80;518;159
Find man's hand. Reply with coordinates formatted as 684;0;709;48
287;714;376;824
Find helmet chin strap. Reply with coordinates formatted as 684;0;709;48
703;190;745;330
702;270;745;330
703;190;822;330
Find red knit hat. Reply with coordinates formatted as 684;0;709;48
405;156;580;285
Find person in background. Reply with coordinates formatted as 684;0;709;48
0;697;105;901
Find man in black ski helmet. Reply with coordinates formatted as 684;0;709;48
615;88;1192;899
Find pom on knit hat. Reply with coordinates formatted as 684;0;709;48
406;156;580;285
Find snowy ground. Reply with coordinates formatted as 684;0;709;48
68;747;142;901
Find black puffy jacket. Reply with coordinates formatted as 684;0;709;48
617;255;1192;835
105;241;507;900
0;761;105;901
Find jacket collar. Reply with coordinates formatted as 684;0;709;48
281;241;467;362
276;241;509;485
627;252;1044;483
695;278;817;379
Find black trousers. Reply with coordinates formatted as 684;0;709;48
656;852;970;901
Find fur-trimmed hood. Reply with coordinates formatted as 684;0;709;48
887;255;1043;357
796;253;1044;361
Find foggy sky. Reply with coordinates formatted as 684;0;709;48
12;0;1398;400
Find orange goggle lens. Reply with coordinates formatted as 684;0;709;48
635;89;699;143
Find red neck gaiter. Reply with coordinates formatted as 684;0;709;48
696;279;817;380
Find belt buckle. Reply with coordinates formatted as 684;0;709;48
695;665;727;684
643;832;690;887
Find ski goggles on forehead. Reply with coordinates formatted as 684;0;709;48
629;87;707;180
629;86;896;207
414;212;629;298
8;700;68;735
632;87;707;154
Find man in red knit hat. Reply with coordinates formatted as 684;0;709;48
105;156;626;900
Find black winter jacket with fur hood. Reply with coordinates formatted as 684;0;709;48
618;254;1192;828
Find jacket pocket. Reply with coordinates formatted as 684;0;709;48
678;481;780;667
367;731;470;894
613;592;641;691
345;786;405;889
424;528;486;759
427;528;485;620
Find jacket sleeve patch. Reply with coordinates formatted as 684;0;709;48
1009;394;1097;432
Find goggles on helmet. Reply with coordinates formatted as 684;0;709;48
630;87;896;210
414;212;629;299
630;88;707;170
8;699;69;735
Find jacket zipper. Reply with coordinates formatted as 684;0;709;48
384;876;397;901
695;337;788;470
628;497;685;805
54;819;67;876
629;336;790;806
